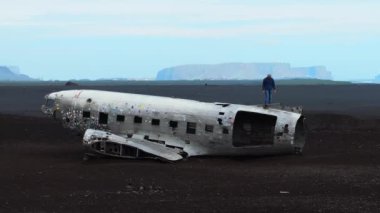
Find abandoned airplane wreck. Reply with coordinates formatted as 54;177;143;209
41;90;306;161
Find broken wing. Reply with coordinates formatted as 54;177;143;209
83;129;184;161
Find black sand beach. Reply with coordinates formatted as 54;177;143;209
0;85;380;212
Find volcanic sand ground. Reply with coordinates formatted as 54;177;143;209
0;85;380;212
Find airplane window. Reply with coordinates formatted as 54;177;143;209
187;122;196;134
169;121;178;128
83;111;91;118
45;99;55;108
99;112;108;124
116;115;125;122
205;125;214;133
134;116;142;123
152;119;160;126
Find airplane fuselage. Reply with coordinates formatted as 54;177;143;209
42;90;305;161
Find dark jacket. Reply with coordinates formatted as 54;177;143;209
262;76;276;90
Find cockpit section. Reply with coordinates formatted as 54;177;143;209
45;98;55;108
41;94;58;116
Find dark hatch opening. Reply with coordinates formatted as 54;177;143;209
233;111;277;147
99;112;108;124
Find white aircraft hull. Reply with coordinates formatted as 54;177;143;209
42;90;305;161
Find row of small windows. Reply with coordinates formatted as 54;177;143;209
82;111;228;134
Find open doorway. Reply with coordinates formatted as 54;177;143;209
233;111;277;147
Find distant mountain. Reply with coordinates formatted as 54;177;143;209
0;66;35;81
156;63;332;80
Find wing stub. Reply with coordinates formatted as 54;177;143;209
83;129;184;162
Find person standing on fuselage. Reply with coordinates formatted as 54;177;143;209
262;74;276;108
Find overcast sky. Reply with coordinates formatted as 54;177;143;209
0;0;379;80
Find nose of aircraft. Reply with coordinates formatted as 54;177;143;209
41;92;59;116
